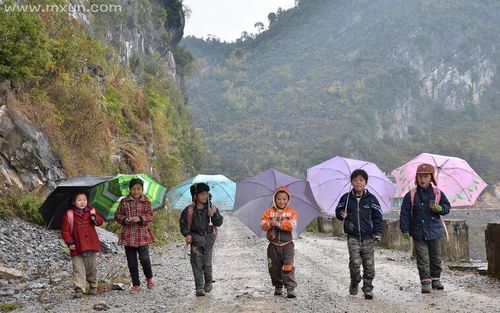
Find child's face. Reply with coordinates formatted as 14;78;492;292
417;173;432;188
275;192;289;210
73;194;88;209
195;192;209;204
351;176;367;193
130;184;144;199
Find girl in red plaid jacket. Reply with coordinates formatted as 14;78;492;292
114;178;156;294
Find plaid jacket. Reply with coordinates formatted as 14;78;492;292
114;195;155;247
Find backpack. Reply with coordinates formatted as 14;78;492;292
187;204;218;239
410;187;449;241
67;207;96;234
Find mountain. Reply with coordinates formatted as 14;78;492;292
182;0;500;187
0;0;201;194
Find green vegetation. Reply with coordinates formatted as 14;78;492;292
0;191;44;225
182;0;500;183
0;303;23;313
0;0;198;235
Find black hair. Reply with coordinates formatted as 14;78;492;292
350;169;368;182
129;178;144;189
71;190;89;204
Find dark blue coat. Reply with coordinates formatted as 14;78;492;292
399;186;451;241
335;190;383;240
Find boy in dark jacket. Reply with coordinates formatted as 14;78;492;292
179;183;223;296
399;163;451;293
335;169;383;300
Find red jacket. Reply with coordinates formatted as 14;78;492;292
114;195;156;247
61;205;104;256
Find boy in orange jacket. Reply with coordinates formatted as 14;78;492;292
261;186;298;298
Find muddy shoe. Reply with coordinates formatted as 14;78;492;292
196;289;206;297
286;288;296;298
363;289;373;300
349;281;359;295
73;289;83;299
274;287;283;296
204;283;213;293
432;280;444;290
421;282;431;293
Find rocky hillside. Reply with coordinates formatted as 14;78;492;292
0;0;201;197
182;0;500;194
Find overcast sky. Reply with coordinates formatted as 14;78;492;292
182;0;295;42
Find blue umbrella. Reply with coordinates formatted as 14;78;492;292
167;174;236;211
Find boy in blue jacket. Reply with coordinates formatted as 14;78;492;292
335;169;383;300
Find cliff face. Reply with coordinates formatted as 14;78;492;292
0;0;196;194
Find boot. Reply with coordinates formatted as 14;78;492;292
286;288;296;298
349;280;359;295
274;286;283;296
196;289;206;297
432;280;444;290
204;283;213;293
421;282;431;293
363;289;373;300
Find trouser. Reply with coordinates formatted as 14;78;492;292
347;237;375;292
72;252;97;292
125;245;153;286
414;238;442;283
190;243;214;291
267;242;297;290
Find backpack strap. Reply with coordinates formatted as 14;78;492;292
67;209;74;234
410;187;448;241
187;204;194;229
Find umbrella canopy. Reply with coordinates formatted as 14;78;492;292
90;174;168;220
167;174;236;211
307;156;396;215
233;168;321;238
391;153;487;207
39;175;114;229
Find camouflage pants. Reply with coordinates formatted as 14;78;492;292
267;242;297;289
413;238;442;282
347;237;375;291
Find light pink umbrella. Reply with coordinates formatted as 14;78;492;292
392;153;487;207
307;156;396;215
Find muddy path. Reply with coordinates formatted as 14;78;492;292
21;215;500;312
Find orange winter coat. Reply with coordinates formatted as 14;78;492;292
260;187;298;246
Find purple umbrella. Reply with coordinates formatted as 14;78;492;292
307;156;396;215
233;169;321;238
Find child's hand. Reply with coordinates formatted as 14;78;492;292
185;235;192;244
207;207;216;217
69;245;76;250
430;204;442;213
270;220;280;227
132;216;141;223
340;210;348;219
90;215;97;222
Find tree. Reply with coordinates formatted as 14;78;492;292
267;12;277;26
254;22;265;33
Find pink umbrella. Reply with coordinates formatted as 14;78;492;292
391;153;487;207
307;156;396;215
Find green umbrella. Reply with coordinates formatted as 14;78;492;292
89;174;168;221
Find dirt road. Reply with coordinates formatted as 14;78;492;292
22;215;499;312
